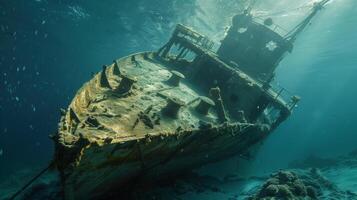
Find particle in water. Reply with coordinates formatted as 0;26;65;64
15;96;19;101
0;149;3;157
32;105;36;112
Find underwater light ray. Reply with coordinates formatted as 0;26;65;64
255;0;357;172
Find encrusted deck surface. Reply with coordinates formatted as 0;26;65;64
60;52;220;144
55;52;274;199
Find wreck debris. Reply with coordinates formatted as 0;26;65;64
195;96;215;115
84;116;101;127
143;52;149;60
131;55;136;63
131;55;139;67
138;112;154;129
162;96;185;118
290;95;301;110
68;108;80;124
99;65;111;89
82;89;92;108
132;105;156;130
132;118;140;130
112;60;121;76
167;70;185;87
209;87;228;122
114;74;137;94
68;108;81;134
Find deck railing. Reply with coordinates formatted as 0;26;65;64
269;81;300;111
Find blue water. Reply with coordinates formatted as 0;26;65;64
253;0;357;172
0;0;356;193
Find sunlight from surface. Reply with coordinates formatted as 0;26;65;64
251;0;357;172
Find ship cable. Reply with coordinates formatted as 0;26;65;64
284;0;331;42
8;161;55;200
247;0;259;13
254;4;312;18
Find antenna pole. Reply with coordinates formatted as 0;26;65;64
285;0;330;42
247;0;258;13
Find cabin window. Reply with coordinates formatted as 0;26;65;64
182;50;197;62
168;43;182;56
168;44;197;62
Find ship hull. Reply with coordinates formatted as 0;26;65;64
54;47;290;199
61;123;268;199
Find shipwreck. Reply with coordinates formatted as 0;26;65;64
27;1;331;199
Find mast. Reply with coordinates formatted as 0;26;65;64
284;0;330;42
246;0;259;14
